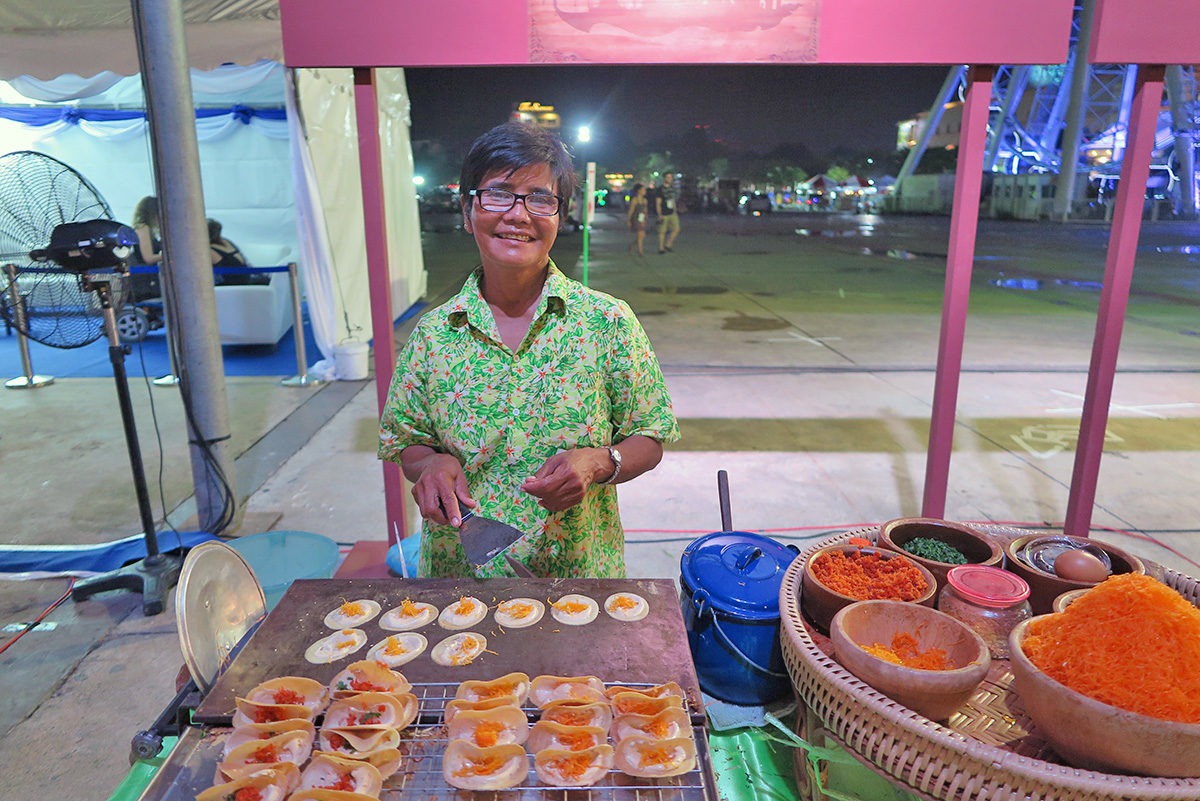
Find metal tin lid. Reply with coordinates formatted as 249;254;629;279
176;541;267;693
946;564;1030;608
680;531;798;619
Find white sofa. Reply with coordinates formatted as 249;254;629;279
214;245;296;346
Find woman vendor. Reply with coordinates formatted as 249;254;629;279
379;122;679;578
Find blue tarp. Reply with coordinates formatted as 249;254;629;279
0;531;218;576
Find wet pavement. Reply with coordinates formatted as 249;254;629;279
3;208;1200;799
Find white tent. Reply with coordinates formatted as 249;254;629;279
0;1;426;372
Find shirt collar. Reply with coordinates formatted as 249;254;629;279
448;260;568;330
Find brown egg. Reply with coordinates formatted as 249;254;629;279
1053;549;1110;583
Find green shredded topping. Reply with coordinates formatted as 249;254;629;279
902;537;968;564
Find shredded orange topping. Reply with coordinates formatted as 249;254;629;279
610;595;638;611
384;637;409;656
636;742;679;768
453;596;477;615
476;681;518;700
614;696;662;716
349;677;385;692
232;789;263;801
861;631;950;670
547;707;593;727
321;771;356;792
339;601;365;617
450;637;484;666
810;549;928;601
473;719;505;748
252;706;286;724
554;599;590;614
271;688;303;705
1023;573;1200;723
455;755;505;777
501;601;534;618
645;715;673;739
247;743;278;764
547;752;594;780
399;598;422;617
557;730;597;751
326;732;348;751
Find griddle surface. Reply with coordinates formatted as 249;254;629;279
193;578;700;724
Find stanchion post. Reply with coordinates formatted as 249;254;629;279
281;262;321;387
4;263;55;389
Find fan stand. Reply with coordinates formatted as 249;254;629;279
70;275;180;616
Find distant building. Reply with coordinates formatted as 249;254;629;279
896;101;963;152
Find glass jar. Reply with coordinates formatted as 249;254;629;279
937;565;1032;659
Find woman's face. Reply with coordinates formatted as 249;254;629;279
463;163;559;276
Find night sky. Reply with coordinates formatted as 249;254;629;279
404;64;951;166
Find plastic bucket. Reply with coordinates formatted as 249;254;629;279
680;531;799;705
332;340;369;380
227;530;339;610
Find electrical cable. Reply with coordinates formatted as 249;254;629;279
0;578;76;657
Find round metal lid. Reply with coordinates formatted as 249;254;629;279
176;540;266;693
680;531;799;619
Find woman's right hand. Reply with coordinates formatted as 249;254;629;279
403;449;476;526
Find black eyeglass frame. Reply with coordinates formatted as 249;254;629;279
468;188;564;217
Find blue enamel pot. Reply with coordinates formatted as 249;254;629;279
679;531;800;705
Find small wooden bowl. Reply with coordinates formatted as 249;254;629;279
1005;534;1145;614
879;517;1003;594
800;544;936;632
830;600;991;721
1009;618;1200;777
1051;588;1090;613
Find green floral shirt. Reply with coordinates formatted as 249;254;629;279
379;262;679;578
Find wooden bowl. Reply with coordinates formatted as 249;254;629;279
1051;588;1090;613
830;600;991;721
1005;535;1145;614
800;544;936;632
878;517;1003;594
1009;618;1200;777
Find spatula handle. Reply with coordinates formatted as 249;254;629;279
718;470;732;531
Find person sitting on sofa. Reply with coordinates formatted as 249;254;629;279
209;219;269;286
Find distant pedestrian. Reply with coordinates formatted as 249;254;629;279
626;183;649;256
656;172;680;254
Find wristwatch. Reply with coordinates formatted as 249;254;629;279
599;445;622;485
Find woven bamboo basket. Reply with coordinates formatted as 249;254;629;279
780;526;1200;801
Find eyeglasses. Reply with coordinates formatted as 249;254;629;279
469;188;563;217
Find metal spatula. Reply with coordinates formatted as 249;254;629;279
457;512;534;576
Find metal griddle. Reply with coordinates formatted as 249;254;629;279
194;577;703;725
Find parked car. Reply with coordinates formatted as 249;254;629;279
740;192;772;215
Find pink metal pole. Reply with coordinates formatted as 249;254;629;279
921;65;996;518
353;67;407;546
1063;65;1165;537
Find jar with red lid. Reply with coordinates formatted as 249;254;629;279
936;565;1032;658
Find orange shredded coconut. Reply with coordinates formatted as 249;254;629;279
546;706;593;727
610;595;638;610
557;730;598;751
399;598;422;616
501;601;534;618
810;549;928;601
339;601;364;617
1022;573;1200;723
645;716;672;738
271;688;303;705
453;596;477;615
861;631;951;670
455;755;505;777
232;789;263;801
554;599;590;614
247;743;278;764
547;752;594;780
614;696;663;716
637;742;679;768
473;719;505;748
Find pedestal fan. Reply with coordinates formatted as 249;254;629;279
1;151;180;616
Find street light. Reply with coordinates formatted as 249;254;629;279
578;125;591;144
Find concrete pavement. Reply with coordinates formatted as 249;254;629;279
3;208;1200;800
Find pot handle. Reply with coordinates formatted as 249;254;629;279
705;607;789;679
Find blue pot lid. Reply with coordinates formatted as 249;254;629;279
680;531;799;619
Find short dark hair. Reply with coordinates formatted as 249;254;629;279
460;122;578;205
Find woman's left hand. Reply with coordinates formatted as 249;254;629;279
520;448;610;512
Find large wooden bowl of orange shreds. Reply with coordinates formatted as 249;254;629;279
1009;573;1200;778
800;543;936;632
